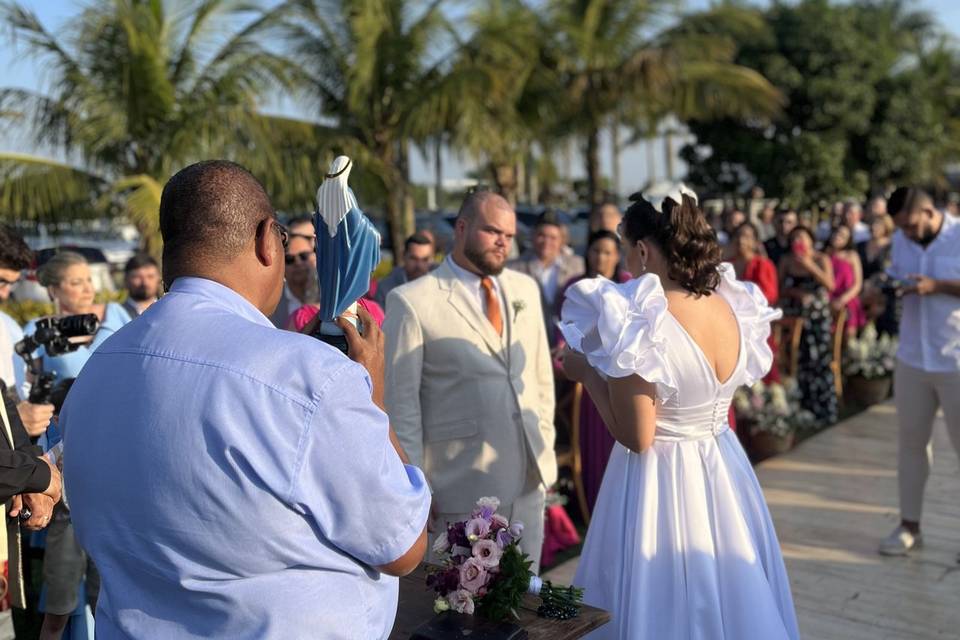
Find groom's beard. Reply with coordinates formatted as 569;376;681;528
464;245;506;276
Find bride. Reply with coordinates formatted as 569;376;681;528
559;187;800;639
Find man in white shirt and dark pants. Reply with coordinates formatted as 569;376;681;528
879;187;960;556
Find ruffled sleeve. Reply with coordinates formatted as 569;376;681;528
716;263;783;386
558;275;679;404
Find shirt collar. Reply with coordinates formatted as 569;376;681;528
168;277;274;328
445;255;498;290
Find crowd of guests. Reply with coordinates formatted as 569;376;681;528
720;197;908;427
0;171;953;636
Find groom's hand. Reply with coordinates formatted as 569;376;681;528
338;306;385;409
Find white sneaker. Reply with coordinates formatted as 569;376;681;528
878;525;922;556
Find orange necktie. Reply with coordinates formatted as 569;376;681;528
480;277;503;336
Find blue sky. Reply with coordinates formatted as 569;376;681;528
3;0;960;194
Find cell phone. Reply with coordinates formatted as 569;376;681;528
791;241;808;257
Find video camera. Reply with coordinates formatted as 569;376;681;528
14;314;99;408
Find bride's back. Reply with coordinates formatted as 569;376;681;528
665;291;741;385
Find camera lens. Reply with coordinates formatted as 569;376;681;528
57;314;100;337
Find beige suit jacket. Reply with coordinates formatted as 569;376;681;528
384;261;557;515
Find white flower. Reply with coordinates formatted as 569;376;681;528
433;597;451;614
432;532;450;555
448;589;476;615
476;496;501;512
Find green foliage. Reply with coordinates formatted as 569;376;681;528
474;544;532;622
682;0;956;204
0;0;325;256
0;299;54;325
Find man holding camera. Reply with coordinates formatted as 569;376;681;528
879;187;960;556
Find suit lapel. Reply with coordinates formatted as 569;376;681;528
438;262;508;366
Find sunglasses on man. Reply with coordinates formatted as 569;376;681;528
285;251;313;265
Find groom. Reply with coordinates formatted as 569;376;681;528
60;161;430;639
384;191;557;572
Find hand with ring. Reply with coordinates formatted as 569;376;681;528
20;493;55;531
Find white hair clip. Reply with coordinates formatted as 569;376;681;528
652;183;698;213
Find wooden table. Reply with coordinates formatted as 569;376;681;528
390;564;610;639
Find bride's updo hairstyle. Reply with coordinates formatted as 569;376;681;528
622;190;722;296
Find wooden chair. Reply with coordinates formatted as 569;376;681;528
830;307;847;399
773;316;804;379
554;382;591;524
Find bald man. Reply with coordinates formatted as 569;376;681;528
384;192;557;572
61;160;429;638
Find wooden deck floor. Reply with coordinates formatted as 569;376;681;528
543;401;960;639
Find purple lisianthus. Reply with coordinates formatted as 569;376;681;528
495;529;514;549
490;514;509;532
448;589;476;615
508;521;524;539
465;517;491;541
460;557;489;593
448;522;470;548
472;538;503;568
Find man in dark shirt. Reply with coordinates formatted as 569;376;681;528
764;208;799;267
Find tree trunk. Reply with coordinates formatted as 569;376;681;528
379;141;414;261
610;118;621;200
585;127;602;207
664;130;675;181
646;136;657;184
492;162;518;206
434;136;443;209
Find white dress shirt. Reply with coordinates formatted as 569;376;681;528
889;213;960;372
446;255;506;332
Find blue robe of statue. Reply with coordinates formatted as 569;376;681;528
314;200;381;322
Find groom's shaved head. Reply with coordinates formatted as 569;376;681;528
457;191;511;226
160;160;273;280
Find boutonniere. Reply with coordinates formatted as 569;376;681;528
512;300;526;322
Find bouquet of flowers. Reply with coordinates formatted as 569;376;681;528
427;497;583;622
844;323;897;380
733;378;817;437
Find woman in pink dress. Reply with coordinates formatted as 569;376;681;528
287;298;385;332
826;224;865;336
556;230;631;514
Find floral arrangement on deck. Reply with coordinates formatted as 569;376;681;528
733;378;817;437
427;497;583;622
844;323;897;380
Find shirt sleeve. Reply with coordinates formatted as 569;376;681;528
0;382;50;501
288;361;430;568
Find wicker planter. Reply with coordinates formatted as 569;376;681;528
749;431;796;461
846;375;892;407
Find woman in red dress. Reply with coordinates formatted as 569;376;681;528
729;222;780;382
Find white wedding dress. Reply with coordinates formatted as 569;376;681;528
559;264;801;640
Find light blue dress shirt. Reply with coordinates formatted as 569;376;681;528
61;277;430;639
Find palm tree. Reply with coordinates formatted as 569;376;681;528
0;0;320;257
540;0;783;206
449;0;556;206
284;0;458;258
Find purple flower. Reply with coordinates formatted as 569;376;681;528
472;538;503;568
465;517;491;541
490;514;509;531
508;521;524;539
448;522;469;548
459;557;489;594
495;529;513;549
447;589;476;615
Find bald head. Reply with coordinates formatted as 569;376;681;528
160;160;273;278
457;191;511;225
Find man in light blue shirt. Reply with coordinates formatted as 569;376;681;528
61;160;429;639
